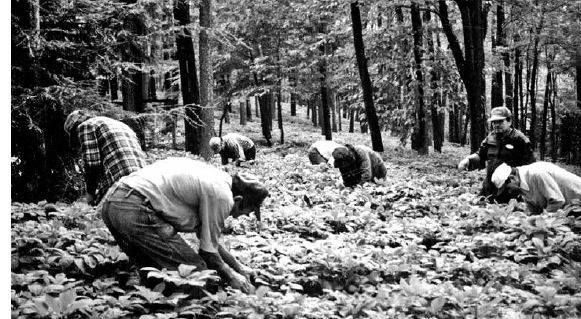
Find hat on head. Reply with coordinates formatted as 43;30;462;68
64;110;91;135
209;137;222;153
491;163;512;189
488;106;512;122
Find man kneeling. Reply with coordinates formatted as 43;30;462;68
101;157;269;293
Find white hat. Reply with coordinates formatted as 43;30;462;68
491;163;512;189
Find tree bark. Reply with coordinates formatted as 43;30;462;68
196;0;215;159
174;0;201;154
529;29;541;147
437;0;488;153
351;1;383;152
540;69;551;160
259;92;272;146
240;101;247;126
410;2;428;154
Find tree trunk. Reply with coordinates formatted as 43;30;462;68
529;31;541;147
246;98;252;121
410;2;428;154
291;93;297;116
550;73;557;161
499;2;512;114
424;10;443;152
577;46;581;109
174;0;201;154
331;90;338;132
240;101;247;126
349;108;355;133
490;6;503;109
311;96;318;126
540;70;551;160
259;92;272;146
320;56;332;140
351;1;383;152
196;0;214;159
513;35;521;129
277;88;284;144
437;0;488;153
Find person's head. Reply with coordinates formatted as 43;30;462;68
332;145;356;169
230;173;269;222
488;106;512;135
492;162;521;198
64;110;92;147
209;137;222;154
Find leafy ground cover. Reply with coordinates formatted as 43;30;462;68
11;108;581;318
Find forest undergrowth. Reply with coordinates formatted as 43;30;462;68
11;107;581;318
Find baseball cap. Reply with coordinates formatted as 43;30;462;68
64;110;91;135
488;106;511;122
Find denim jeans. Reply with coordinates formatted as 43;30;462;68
101;183;207;271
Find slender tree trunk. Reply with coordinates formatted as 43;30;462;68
499;2;512;114
410;2;428;154
174;0;201;154
351;1;383;151
513;41;521;129
240;101;247;126
311;96;318;126
540;69;551;160
550;73;557;161
196;0;214;159
277;88;284;144
320;39;332;140
349;108;355;133
424;10;443;152
331;90;337;132
246;98;252;121
290;93;297;116
529;29;541;147
259;92;272;146
437;1;488;153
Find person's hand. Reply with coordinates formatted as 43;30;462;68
229;271;254;293
239;265;258;281
458;157;470;171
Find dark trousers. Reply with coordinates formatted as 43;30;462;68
101;183;207;271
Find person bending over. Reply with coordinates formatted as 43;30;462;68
492;161;581;213
64;110;146;205
307;140;342;165
101;157;269;293
332;144;387;187
209;133;256;166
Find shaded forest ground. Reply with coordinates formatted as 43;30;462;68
11;104;581;318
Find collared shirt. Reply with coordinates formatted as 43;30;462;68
221;133;254;161
119;158;233;253
517;162;581;213
78;116;146;196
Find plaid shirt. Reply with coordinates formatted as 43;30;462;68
78;116;146;197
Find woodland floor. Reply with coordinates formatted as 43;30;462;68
11;105;581;318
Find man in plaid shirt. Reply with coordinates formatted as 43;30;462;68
64;110;146;205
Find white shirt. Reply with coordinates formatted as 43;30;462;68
120;157;233;253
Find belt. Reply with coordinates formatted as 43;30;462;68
112;183;148;201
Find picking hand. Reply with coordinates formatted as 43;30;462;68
458;157;470;171
229;271;254;293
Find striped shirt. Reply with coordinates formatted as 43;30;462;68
78;116;146;197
